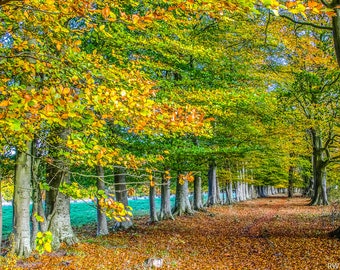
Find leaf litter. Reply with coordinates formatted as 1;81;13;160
14;196;340;269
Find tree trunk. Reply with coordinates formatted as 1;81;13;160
173;174;193;216
159;173;174;220
241;182;246;201
310;165;329;205
235;182;241;202
216;179;221;203
193;175;204;211
332;8;340;66
114;168;128;206
13;141;32;257
207;162;219;206
113;168;132;229
96;165;108;236
30;140;46;249
45;129;77;249
226;181;234;204
245;182;250;200
310;132;329;205
45;167;78;249
250;185;257;199
329;226;340;239
258;186;266;198
149;183;158;223
288;165;294;198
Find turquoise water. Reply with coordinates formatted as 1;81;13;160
1;197;175;238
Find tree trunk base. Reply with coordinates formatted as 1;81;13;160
329;227;340;238
172;208;194;217
158;211;175;221
194;207;207;212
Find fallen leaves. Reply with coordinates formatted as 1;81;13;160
14;196;340;269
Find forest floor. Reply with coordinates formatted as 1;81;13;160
5;195;340;269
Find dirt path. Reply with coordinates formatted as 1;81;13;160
11;196;340;269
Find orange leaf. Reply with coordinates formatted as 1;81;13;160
286;1;296;8
102;5;110;19
0;100;9;107
308;1;318;8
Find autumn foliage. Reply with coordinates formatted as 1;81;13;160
1;0;340;265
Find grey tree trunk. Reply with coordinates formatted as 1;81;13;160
173;174;193;216
45;129;77;249
45;168;78;249
207;162;219;206
30;140;46;249
235;182;241;202
114;168;128;206
96;165;108;236
311;165;329;205
13;141;32;257
329;7;340;234
114;168;132;229
216;179;221;203
245;182;251;200
240;182;246;201
332;8;340;66
159;173;174;220
31;186;46;248
225;181;234;205
310;131;329;205
193;175;204;211
288;167;294;198
250;185;257;199
149;183;158;223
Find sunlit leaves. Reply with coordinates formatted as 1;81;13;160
35;231;53;255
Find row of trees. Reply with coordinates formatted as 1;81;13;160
0;0;339;258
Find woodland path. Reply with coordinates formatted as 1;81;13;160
15;196;340;270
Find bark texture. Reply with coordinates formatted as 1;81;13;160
288;165;294;198
45;129;78;249
149;184;158;223
310;130;329;205
207;162;220;206
193;175;204;211
332;9;340;66
159;174;174;220
173;175;193;216
225;181;234;205
13;141;32;257
45;168;78;249
113;167;132;230
96;165;108;236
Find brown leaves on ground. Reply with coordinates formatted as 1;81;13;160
17;196;340;269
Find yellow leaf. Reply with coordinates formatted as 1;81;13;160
114;216;122;222
44;242;52;253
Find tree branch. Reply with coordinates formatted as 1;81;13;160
320;0;331;8
280;14;333;31
0;0;20;6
